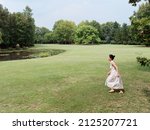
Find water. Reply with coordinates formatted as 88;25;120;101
0;49;65;61
0;51;34;61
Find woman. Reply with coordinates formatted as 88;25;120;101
105;54;124;94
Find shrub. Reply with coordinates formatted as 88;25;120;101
137;57;150;67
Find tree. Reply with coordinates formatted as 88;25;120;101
9;12;21;47
121;23;130;44
75;25;101;45
129;0;150;5
35;27;43;43
130;2;150;46
0;5;35;48
53;20;76;44
22;6;35;47
0;32;2;44
100;22;133;44
112;22;121;43
35;27;50;43
114;24;136;45
0;4;10;48
78;20;102;39
126;25;136;44
90;20;102;37
101;22;116;43
9;6;35;47
44;31;56;43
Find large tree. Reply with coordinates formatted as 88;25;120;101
75;25;101;45
101;22;118;43
0;4;10;47
22;6;35;47
129;0;150;5
78;20;102;40
0;5;35;48
121;23;130;44
112;22;121;43
53;20;76;44
130;2;150;46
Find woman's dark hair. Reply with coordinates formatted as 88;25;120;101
109;54;115;60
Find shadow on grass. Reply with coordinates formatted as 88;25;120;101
143;88;150;103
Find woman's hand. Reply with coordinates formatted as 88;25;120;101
107;72;110;76
117;73;120;77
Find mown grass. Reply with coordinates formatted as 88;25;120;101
0;44;150;112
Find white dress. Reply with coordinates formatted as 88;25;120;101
105;61;124;89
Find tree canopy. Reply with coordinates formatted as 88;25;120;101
53;20;76;44
35;27;50;43
0;5;35;48
130;2;150;46
0;32;2;44
129;0;150;5
75;25;101;45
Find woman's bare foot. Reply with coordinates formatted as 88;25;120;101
119;90;124;94
109;89;115;93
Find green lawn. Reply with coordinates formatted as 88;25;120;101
0;44;150;113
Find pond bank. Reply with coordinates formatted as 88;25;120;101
0;48;65;61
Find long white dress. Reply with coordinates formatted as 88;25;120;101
105;61;124;90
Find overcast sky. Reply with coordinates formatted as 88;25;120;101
1;0;140;29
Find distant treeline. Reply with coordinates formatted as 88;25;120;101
35;21;138;45
35;2;150;46
0;2;149;48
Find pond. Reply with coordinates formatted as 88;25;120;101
0;49;65;61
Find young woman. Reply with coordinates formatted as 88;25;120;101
105;54;124;94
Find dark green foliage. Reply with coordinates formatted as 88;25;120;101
0;5;35;48
129;0;150;6
35;27;50;43
75;25;101;45
129;0;142;6
44;32;57;43
101;22;134;44
130;2;150;46
38;19;136;45
137;57;150;67
78;20;102;40
101;22;114;42
0;31;2;44
0;4;10;47
53;20;76;44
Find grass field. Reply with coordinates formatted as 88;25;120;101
0;44;150;113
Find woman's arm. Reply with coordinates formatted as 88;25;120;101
107;69;111;75
111;61;120;76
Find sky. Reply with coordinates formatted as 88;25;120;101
0;0;140;29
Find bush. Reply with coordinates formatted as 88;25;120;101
137;57;150;67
